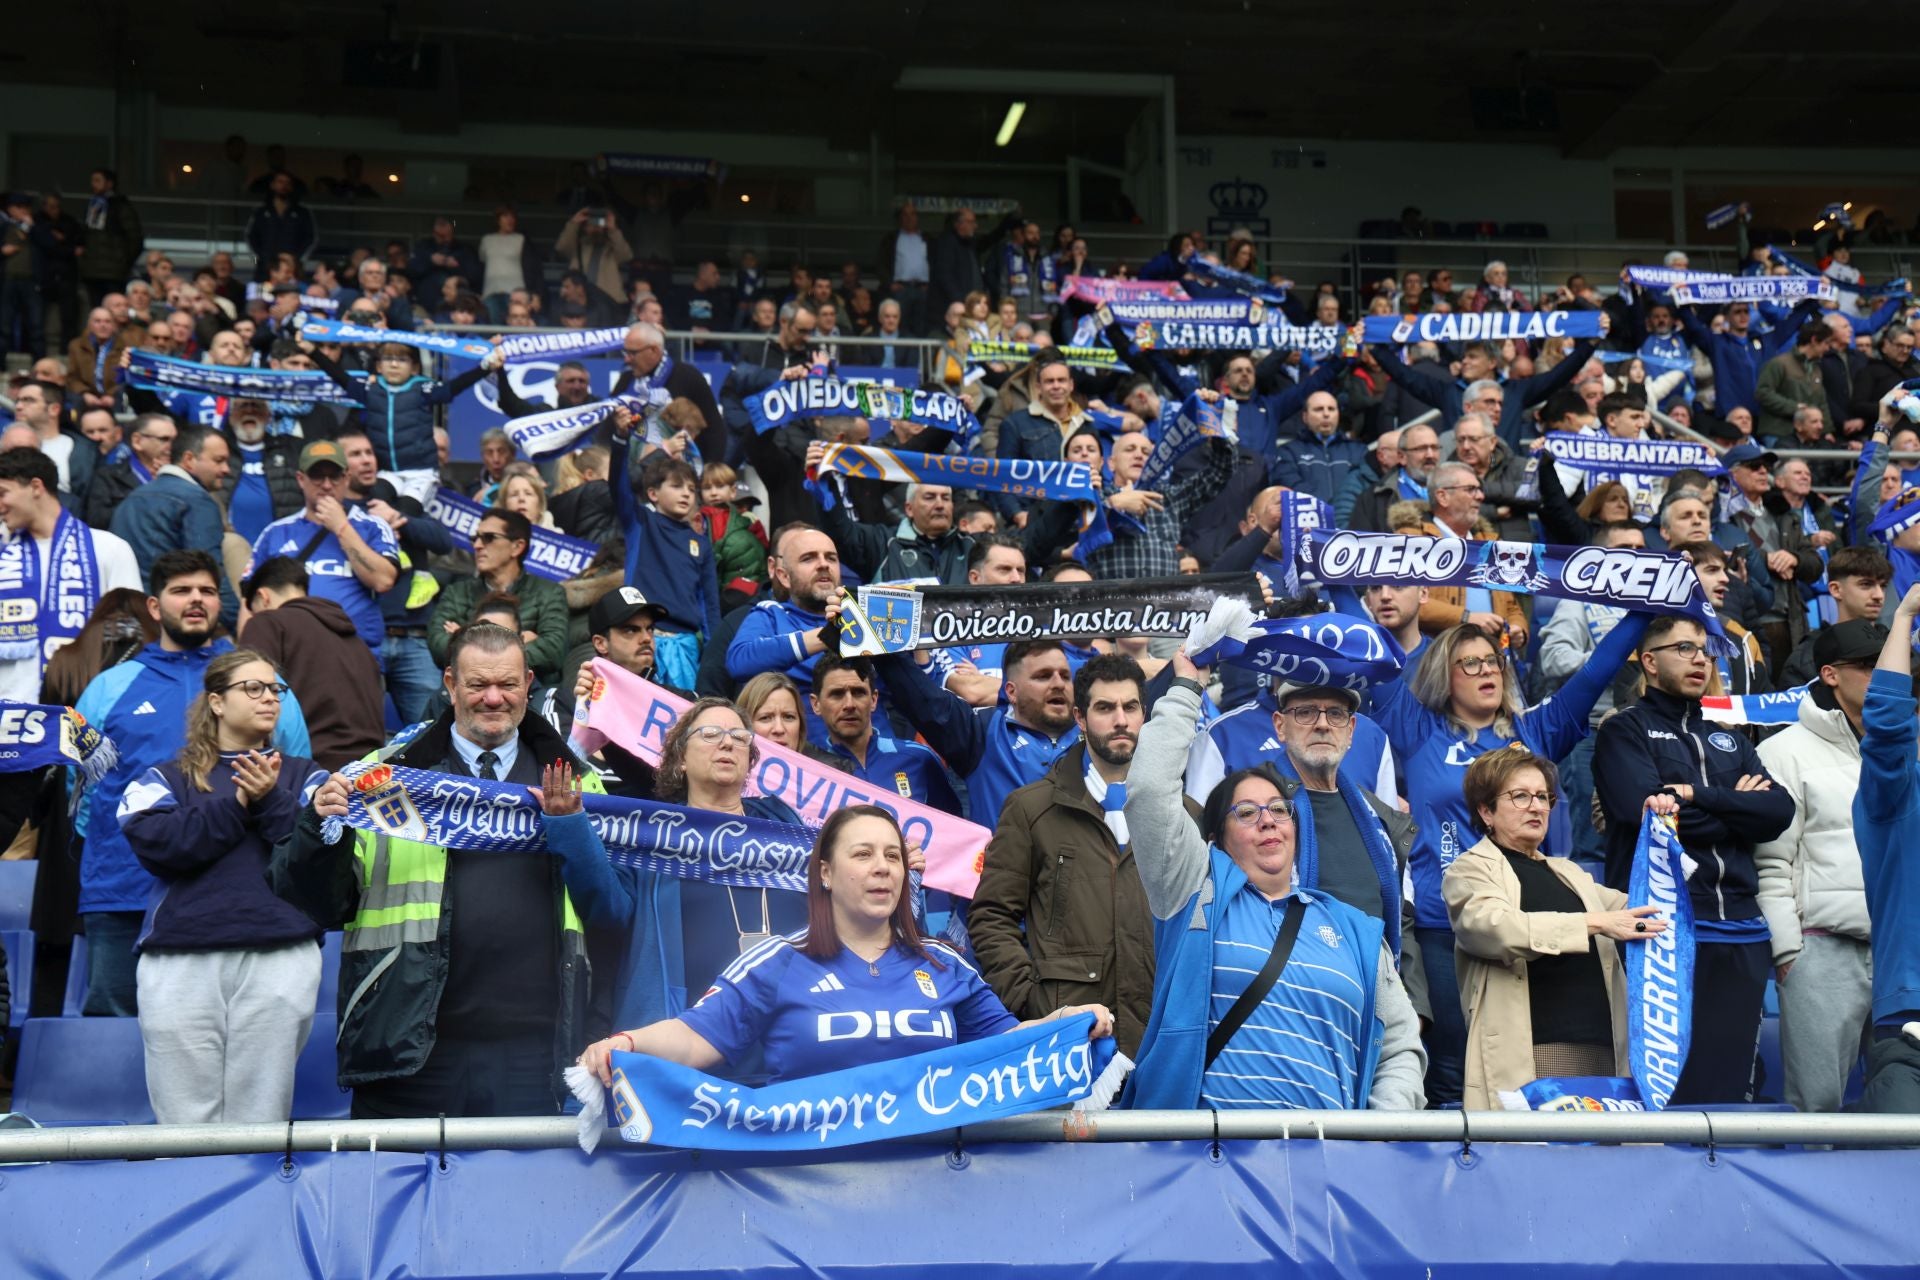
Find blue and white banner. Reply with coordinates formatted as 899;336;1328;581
323;759;814;891
504;395;652;461
1704;203;1744;231
299;317;494;362
1099;299;1340;354
1542;434;1727;477
1137;393;1232;494
425;486;600;582
964;340;1126;371
1768;244;1912;300
1184;256;1289;303
746;378;982;446
1670;276;1835;306
1867;483;1920;544
1208;614;1406;690
594;152;727;182
1501;1076;1647;1112
573;1012;1117;1152
1624;266;1724;291
1701;686;1809;727
1625;810;1697;1110
496;326;631;363
1361;310;1605;345
124;349;359;406
816;443;1095;506
296;295;340;315
1297;531;1733;652
1596;348;1695;375
0;700;116;784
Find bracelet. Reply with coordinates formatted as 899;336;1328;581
614;1032;635;1052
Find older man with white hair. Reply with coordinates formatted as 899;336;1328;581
612;320;727;462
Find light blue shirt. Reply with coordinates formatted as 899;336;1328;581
892;232;929;285
449;726;519;780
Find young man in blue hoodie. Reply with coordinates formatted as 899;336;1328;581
72;549;309;1015
1857;582;1920;1112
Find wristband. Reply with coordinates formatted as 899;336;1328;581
614;1032;634;1052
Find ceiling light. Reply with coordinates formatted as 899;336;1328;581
387;173;400;183
180;164;193;174
995;101;1027;148
740;194;751;204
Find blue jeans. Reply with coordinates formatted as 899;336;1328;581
1416;926;1466;1108
83;910;144;1016
383;635;441;727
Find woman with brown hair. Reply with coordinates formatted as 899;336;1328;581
736;672;843;770
118;647;328;1122
1443;745;1672;1108
576;805;1111;1085
40;587;157;706
1576;480;1633;526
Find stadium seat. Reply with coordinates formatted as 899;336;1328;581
2;928;33;1032
11;1016;153;1124
0;860;35;931
62;934;88;1016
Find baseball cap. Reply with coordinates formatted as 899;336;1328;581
1721;440;1777;471
590;586;668;635
297;439;348;474
1812;619;1889;669
1273;680;1363;712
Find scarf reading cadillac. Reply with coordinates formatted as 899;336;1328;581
425;487;599;582
1542;434;1727;477
839;573;1263;656
321;759;814;891
124;350;360;406
747;378;982;446
0;700;116;784
1297;531;1733;651
1360;311;1605;345
298;317;494;361
569;1012;1118;1152
1098;299;1340;354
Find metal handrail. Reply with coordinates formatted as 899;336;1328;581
1;1108;1916;1163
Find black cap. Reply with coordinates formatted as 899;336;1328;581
1813;619;1889;669
589;586;668;635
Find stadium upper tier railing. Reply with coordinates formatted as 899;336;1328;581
102;193;1918;309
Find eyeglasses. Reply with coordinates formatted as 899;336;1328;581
1453;654;1503;676
1436;484;1485;496
1284;705;1353;727
1500;789;1555;810
1227;799;1294;827
1646;640;1710;661
690;726;754;746
221;679;289;701
472;531;513;546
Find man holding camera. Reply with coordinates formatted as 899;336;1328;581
557;207;634;321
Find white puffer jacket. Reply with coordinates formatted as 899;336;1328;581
1754;695;1870;962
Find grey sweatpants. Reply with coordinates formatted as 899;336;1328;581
1777;932;1872;1113
136;942;322;1125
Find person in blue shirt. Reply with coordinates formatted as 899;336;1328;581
1676;297;1821;420
727;524;844;741
872;638;1080;828
306;337;500;499
72;549;310;1017
1369;610;1649;1107
243;439;401;661
1857;584;1920;1112
810;653;962;815
575;804;1111;1088
1120;652;1426;1111
607;418;721;690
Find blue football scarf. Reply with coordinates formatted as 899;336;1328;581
1767;244;1912;301
1137;393;1230;494
1542;434;1727;477
124;349;360;407
1183;256;1289;303
424;487;600;582
299;317;494;361
0;700;117;785
296;295;340;315
812;443;1106;551
322;759;814;891
1268;751;1403;958
1098;299;1340;354
1360;310;1605;345
1271;492;1336;595
1867;483;1920;544
568;1012;1121;1153
0;509;100;664
963;340;1126;371
1501;1076;1647;1112
1701;685;1809;727
1670;276;1835;306
1297;531;1734;653
1623;266;1723;292
1201;612;1406;689
1395;470;1429;501
1704;203;1744;231
504;394;653;461
1596;348;1695;376
747;378;983;448
496;325;631;363
1624;810;1697;1110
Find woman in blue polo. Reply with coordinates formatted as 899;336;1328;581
576;803;1111;1086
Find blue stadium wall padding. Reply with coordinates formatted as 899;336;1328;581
2;1139;1918;1277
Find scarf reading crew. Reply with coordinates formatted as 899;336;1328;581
570;1012;1116;1152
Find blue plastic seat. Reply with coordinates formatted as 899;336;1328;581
0;860;35;932
1;928;33;1032
11;1016;154;1124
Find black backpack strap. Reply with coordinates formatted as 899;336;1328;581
1203;897;1308;1072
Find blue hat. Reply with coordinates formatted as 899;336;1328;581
1720;440;1776;471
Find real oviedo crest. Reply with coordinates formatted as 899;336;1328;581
354;764;429;842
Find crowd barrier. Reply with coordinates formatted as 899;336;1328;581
1;1114;1917;1277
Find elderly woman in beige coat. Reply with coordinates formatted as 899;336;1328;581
1443;745;1671;1109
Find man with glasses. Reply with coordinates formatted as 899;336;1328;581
84;410;174;526
1418;460;1530;647
1351;422;1442;533
1449;409;1533;541
428;506;569;687
1593;613;1795;1103
243;440;400;661
612;320;725;461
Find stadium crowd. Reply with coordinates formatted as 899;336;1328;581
2;161;1919;1129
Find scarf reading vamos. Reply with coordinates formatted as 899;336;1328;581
1360;310;1606;345
1097;299;1341;354
565;1012;1122;1153
1296;531;1732;651
745;378;983;446
0;700;117;784
298;317;494;361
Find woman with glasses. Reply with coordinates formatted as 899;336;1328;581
1372;610;1650;1106
1120;649;1427;1111
118;648;330;1123
1444;745;1670;1108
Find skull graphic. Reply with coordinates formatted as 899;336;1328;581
1470;541;1549;590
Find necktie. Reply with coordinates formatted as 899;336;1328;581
476;750;500;781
